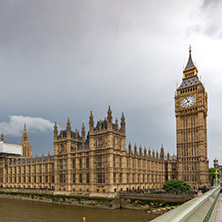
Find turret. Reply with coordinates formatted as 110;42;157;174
22;124;32;158
81;121;85;142
144;147;147;157
107;106;112;130
148;148;151;158
75;128;78;139
115;118;118;130
167;152;170;160
121;112;125;133
54;122;58;139
89;111;94;132
139;145;142;156
1;131;5;142
160;145;164;160
152;150;155;158
128;142;132;155
156;151;159;159
134;144;137;157
99;120;102;130
66;118;71;137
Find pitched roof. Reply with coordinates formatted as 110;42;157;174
178;76;201;90
0;141;22;155
184;49;196;72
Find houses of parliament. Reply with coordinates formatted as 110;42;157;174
0;49;209;194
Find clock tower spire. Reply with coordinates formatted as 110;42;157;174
175;47;209;189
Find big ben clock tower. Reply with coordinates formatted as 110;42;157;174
175;47;209;188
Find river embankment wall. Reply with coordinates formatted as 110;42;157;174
0;189;194;211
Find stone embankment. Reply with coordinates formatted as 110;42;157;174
0;189;194;212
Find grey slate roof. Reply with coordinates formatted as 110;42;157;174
184;50;196;72
178;76;201;90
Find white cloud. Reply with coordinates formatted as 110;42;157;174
0;115;55;137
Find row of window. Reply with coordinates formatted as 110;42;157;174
5;175;55;184
7;164;54;174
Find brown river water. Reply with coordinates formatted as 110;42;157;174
0;198;159;222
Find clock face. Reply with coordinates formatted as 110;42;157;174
181;96;196;108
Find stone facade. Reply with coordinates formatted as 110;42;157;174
0;107;176;193
175;47;209;188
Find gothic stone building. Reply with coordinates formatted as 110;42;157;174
0;49;209;194
0;107;177;193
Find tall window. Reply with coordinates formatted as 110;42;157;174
113;156;116;168
73;174;75;183
45;164;48;172
60;174;65;183
39;165;42;173
86;158;89;168
120;173;122;183
79;174;82;183
119;157;122;168
52;164;54;172
97;156;105;168
113;173;116;183
60;145;64;152
60;160;65;170
73;159;76;169
97;173;105;183
79;159;82;169
86;173;90;184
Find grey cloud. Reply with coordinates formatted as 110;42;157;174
187;0;222;39
0;0;221;166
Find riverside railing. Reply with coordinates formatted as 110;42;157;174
150;186;220;222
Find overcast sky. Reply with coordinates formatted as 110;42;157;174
1;0;222;167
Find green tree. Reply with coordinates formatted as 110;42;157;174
163;180;191;192
209;168;216;183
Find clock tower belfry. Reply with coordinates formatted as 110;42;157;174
175;47;209;188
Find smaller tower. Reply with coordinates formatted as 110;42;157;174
128;142;132;155
54;122;58;139
22;124;32;158
160;145;164;160
120;112;125;134
115;118;118;130
81;121;85;142
134;144;137;157
107;106;112;130
89;111;94;132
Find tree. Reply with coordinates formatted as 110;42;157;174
163;180;191;192
209;168;216;183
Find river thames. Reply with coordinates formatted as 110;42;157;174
0;198;158;222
